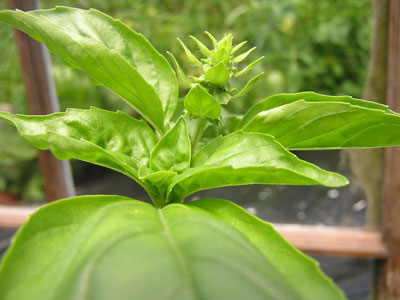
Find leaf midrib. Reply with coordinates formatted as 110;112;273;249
157;209;199;300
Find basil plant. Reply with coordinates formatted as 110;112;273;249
1;7;399;300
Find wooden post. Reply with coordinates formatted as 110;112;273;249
379;0;400;298
7;0;75;201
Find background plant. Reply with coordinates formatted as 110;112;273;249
0;6;399;300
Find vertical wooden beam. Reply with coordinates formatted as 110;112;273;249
379;0;400;298
7;0;75;201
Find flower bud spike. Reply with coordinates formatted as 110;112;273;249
233;47;256;63
177;38;203;67
232;41;248;54
234;56;264;77
166;51;192;88
204;31;218;48
189;35;212;57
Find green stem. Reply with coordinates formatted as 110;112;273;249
191;117;207;155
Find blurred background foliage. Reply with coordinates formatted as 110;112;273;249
0;0;372;202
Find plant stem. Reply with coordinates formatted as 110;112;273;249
191;117;207;155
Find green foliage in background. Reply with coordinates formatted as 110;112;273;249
0;0;372;201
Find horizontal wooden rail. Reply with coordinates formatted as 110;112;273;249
0;205;388;258
274;223;387;259
0;206;36;229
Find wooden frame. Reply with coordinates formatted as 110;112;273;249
0;205;388;259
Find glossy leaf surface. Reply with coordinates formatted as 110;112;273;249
189;198;346;300
184;85;221;119
0;7;181;131
0;195;301;300
238;92;400;149
166;132;347;202
150;117;191;173
0;108;157;180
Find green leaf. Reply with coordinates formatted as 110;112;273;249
231;41;248;54
150;117;191;173
184;85;221;119
0;108;157;181
166;51;192;88
204;31;218;48
232;47;256;63
167;132;348;202
0;195;302;300
205;62;230;85
238;92;394;129
177;38;203;67
189;199;346;300
233;72;264;98
238;92;400;149
212;48;230;65
140;170;178;208
189;35;212;56
0;7;178;132
234;56;264;77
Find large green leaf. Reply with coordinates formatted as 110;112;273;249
0;107;157;181
237;92;400;149
189;198;346;300
150;117;191;173
238;92;394;129
0;7;179;131
166;131;347;202
0;195;302;300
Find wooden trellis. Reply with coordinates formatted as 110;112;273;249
0;0;399;298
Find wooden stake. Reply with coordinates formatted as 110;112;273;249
7;0;75;202
379;0;400;298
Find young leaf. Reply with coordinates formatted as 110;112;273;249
166;132;348;202
238;93;400;149
205;62;230;85
233;72;264;99
189;198;346;300
0;7;179;131
184;85;221;119
150;117;191;173
189;35;212;56
204;31;219;48
231;40;248;54
0;108;157;181
140;170;178;208
166;51;192;88
177;38;203;67
232;47;256;63
0;196;301;300
234;56;264;77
